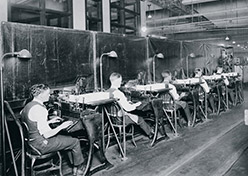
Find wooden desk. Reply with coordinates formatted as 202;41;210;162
61;100;114;176
173;78;207;125
61;95;129;160
128;85;175;147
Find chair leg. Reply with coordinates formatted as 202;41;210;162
57;152;63;176
106;126;111;149
118;126;123;144
131;125;137;147
30;158;36;176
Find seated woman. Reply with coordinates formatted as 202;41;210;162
161;70;193;127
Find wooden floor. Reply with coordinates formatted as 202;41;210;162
93;89;248;176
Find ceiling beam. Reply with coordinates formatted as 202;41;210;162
146;6;248;24
182;0;220;5
147;14;248;34
168;27;248;41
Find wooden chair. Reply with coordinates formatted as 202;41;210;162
158;92;179;135
105;101;137;150
4;100;63;176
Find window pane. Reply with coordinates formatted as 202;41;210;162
11;8;40;25
86;0;102;31
10;0;40;8
45;0;69;12
9;0;72;28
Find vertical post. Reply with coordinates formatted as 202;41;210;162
100;54;107;91
92;32;97;91
119;0;125;34
73;0;86;30
102;0;110;33
153;56;156;83
0;55;6;176
100;55;103;91
140;1;146;37
0;0;8;22
186;55;189;78
39;0;46;25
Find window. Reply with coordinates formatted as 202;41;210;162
9;0;72;28
86;0;102;31
110;0;140;35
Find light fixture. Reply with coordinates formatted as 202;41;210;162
147;4;152;19
232;41;236;44
152;53;164;83
225;36;230;41
99;51;118;91
1;49;32;176
237;44;240;47
186;53;195;78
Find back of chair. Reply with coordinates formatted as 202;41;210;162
21;122;42;156
4;100;26;176
158;92;175;110
151;98;165;119
106;101;125;126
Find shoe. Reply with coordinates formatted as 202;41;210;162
148;131;155;139
72;167;77;176
76;163;87;176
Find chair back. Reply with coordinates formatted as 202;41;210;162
151;98;165;119
158;92;175;109
4;100;27;176
106;101;125;125
21;122;42;155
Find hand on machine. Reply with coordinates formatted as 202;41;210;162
48;115;78;132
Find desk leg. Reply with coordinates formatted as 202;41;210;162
226;85;229;110
103;107;127;160
123;108;126;159
234;81;238;105
150;113;158;147
190;90;197;126
102;109;105;152
205;92;208;120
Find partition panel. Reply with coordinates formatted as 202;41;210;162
1;22;94;100
96;32;147;89
148;38;181;82
182;41;221;76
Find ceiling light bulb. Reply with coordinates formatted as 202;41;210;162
232;41;236;44
225;36;230;41
148;14;152;19
237;44;240;47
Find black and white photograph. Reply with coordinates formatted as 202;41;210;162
0;0;248;176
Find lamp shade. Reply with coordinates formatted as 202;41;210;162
156;53;164;59
107;51;118;58
15;49;32;59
